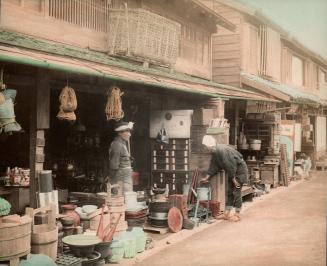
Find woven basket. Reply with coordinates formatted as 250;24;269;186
108;8;181;66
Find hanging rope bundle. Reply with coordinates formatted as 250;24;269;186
105;86;124;121
57;85;77;121
0;68;5;105
0;92;4;105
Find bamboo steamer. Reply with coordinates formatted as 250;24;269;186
0;215;32;261
109;205;126;213
108;196;124;207
111;211;125;224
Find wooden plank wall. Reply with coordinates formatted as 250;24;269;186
141;0;212;79
210;2;242;87
1;0;107;51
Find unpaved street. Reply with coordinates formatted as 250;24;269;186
138;172;327;266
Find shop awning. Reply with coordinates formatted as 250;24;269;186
0;31;277;102
241;72;323;106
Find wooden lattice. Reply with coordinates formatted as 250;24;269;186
108;8;181;66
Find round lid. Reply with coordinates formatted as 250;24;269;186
167;207;183;233
62;235;101;247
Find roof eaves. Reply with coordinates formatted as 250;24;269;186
213;0;327;66
241;72;322;106
192;0;236;31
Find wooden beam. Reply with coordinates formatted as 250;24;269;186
29;69;49;208
36;70;50;129
241;75;290;102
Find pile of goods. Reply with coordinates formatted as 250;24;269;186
125;191;148;228
2;167;30;186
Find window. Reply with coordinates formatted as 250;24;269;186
258;25;281;80
291;55;304;86
319;69;327;83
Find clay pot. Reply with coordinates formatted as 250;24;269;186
62;204;80;226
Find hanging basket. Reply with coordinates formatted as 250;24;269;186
57;86;77;121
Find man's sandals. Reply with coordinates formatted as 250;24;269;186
229;214;241;222
215;213;241;222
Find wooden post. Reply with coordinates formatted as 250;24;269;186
234;100;240;146
29;69;50;208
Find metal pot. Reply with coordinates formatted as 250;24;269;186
149;202;170;213
249;139;262;151
149;212;168;220
148;218;168;228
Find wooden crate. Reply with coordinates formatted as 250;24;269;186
260;164;279;187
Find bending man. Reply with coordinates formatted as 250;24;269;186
202;136;248;222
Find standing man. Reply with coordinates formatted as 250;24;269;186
109;121;134;193
201;135;248;222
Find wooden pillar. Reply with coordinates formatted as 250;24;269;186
29;69;50;208
234;101;240;146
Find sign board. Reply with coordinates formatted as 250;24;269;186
150;110;193;138
316;116;327;152
280;120;295;176
294;123;302;152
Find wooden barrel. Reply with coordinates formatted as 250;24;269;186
31;224;58;260
0;216;32;261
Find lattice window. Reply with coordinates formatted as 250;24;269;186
49;0;110;32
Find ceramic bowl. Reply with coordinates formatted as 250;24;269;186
82;205;98;214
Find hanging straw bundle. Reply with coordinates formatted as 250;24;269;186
0;69;5;105
57;86;77;121
105;86;124;121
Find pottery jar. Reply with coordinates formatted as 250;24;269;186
62;204;80;226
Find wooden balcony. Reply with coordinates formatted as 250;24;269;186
107;8;181;66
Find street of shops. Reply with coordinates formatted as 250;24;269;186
134;171;327;266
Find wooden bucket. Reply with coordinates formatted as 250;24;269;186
26;204;58;260
90;213;110;231
0;215;32;261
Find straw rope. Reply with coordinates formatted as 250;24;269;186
105;86;124;121
57;86;77;121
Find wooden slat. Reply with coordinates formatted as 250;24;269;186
212;43;240;52
213;58;240;67
213;50;240;59
213;34;240;45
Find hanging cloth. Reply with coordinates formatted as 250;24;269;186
57;86;77;121
105;86;124;121
0;89;22;134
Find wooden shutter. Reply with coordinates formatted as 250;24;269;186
242;23;259;75
281;47;292;84
259;25;281;81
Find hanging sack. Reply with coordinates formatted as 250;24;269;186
156;128;169;145
105;86;124;121
57;86;77;121
0;89;22;134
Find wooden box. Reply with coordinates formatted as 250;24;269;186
260;164;279;187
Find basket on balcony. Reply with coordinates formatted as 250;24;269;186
108;8;181;66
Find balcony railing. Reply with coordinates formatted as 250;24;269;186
48;0;110;32
107;8;181;66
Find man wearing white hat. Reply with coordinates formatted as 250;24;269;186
202;135;248;222
109;121;134;193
